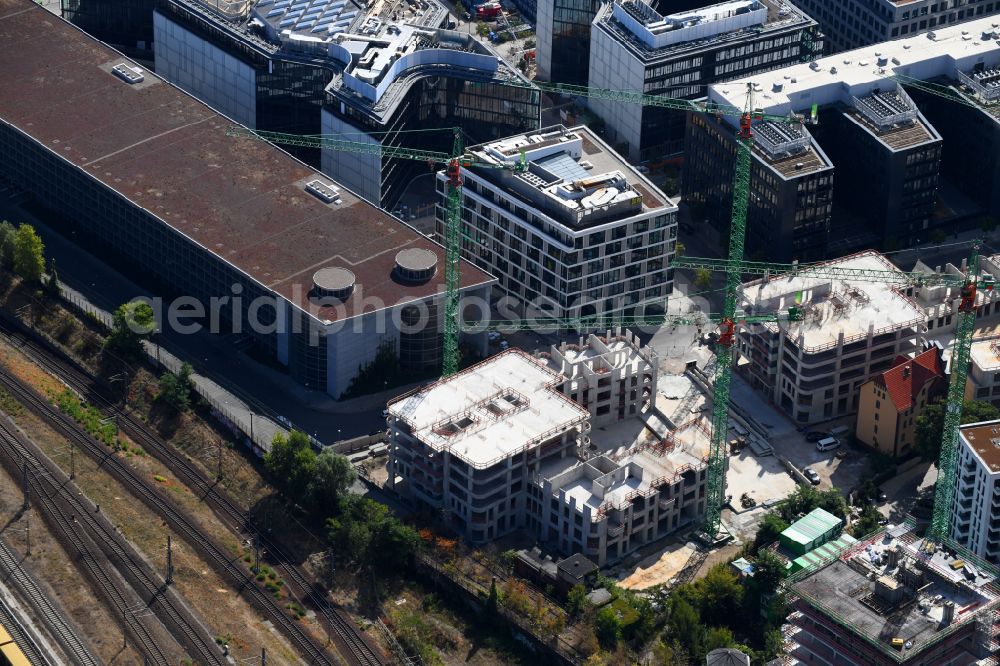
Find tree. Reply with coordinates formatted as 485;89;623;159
850;504;882;537
753;549;786;595
754;512;789;550
915;399;1000;461
594;606;622;649
265;430;317;501
12;223;45;283
0;220;15;270
43;258;60;298
327;494;421;569
486;578;499;615
816;487;848;520
704;626;736;652
566;584;591;619
674;242;685;257
306;449;356;513
158;362;193;412
669;596;702;656
108;301;156;355
697;565;744;628
693;268;713;291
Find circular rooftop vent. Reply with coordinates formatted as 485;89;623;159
312;267;356;299
395;248;438;283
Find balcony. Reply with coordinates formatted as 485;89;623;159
658;497;676;512
607;523;624;538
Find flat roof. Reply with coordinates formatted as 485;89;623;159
387;351;590;468
709;15;1000;122
959;420;1000;474
464;125;674;230
741;252;925;351
969;338;1000;373
781;507;842;546
789;523;1000;659
0;0;492;325
595;0;814;64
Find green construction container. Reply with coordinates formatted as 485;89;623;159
779;507;843;556
788;533;858;573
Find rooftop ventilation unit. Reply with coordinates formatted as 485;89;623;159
112;63;144;84
305;179;341;203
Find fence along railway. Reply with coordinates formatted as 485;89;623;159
0;312;387;666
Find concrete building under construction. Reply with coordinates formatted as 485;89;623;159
782;522;999;665
386;331;709;566
736;251;924;424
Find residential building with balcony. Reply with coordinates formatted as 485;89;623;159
855;347;945;457
387;331;708;566
689;17;1000;261
152;0;540;208
736;252;924;424
439;125;677;321
588;0;822;161
952;421;1000;565
788;0;1000;53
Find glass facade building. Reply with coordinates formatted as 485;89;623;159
62;0;157;59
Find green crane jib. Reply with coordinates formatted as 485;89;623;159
498;79;813;125
231;80;812;540
674;247;996;544
670;256;968;288
225;125;525;377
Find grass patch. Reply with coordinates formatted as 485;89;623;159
0;387;24;417
55;389;123;448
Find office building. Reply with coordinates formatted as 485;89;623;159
153;0;540;208
789;0;1000;53
783;522;999;665
0;0;494;398
687;17;1000;262
952;420;1000;565
855;348;945;458
588;0;822;161
736;251;924;424
439;125;677;321
387;333;709;566
61;0;157;59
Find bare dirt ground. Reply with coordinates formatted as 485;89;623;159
0;342;315;665
615;541;698;590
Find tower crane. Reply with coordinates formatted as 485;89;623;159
673;246;995;543
229;79;814;540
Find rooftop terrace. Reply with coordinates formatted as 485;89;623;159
387;351;590;468
787;522;1000;660
741;252;925;351
466;125;673;228
0;0;491;324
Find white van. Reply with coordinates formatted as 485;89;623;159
828;425;851;438
816;437;840;452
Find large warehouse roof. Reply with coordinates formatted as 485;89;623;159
0;0;492;324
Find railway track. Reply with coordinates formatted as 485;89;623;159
0;420;175;666
0;558;64;666
0;317;381;665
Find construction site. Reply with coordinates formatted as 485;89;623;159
784;521;1000;665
